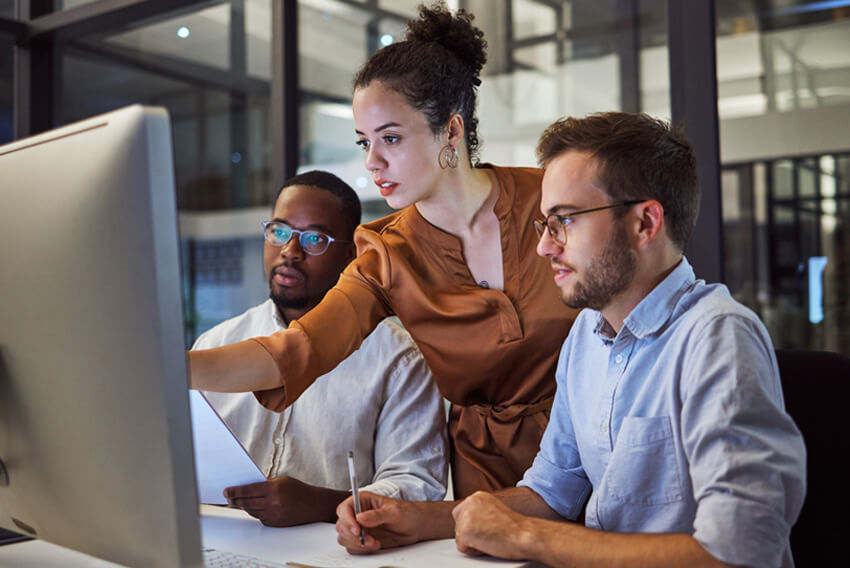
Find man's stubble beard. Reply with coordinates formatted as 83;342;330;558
268;275;310;312
563;222;637;311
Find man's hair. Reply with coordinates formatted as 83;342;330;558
536;112;700;251
277;170;362;239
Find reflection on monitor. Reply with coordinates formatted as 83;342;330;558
0;105;202;567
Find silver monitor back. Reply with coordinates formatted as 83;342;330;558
0;105;202;567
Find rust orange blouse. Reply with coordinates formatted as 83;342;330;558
251;165;578;497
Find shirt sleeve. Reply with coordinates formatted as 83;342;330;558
191;324;221;350
518;339;592;519
359;340;448;501
251;233;394;411
681;312;806;568
191;332;211;350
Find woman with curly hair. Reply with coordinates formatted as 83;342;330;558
190;2;577;501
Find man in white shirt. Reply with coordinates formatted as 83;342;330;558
194;170;448;527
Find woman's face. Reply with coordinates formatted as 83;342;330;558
352;81;447;209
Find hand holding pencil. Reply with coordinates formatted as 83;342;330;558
346;451;365;545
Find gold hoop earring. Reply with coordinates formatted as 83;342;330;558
439;145;459;169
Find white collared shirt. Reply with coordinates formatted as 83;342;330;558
195;299;448;501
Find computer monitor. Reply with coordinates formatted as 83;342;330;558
0;105;202;567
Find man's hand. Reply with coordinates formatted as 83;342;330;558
452;491;535;560
224;476;348;527
336;492;453;554
452;492;738;568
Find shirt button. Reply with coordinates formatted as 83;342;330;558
601;421;609;433
614;354;624;364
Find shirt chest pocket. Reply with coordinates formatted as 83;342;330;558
605;416;684;506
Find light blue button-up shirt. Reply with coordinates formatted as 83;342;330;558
519;258;806;567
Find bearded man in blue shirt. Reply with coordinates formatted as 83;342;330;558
337;112;806;568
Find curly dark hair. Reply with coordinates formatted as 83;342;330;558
353;2;488;163
536;112;700;252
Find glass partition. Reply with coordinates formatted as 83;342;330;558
721;156;850;353
717;13;850;119
56;0;273;342
59;2;272;211
475;0;669;168
717;2;850;353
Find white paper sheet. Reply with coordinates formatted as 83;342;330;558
286;536;533;568
189;390;266;504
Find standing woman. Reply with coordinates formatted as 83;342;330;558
190;2;578;498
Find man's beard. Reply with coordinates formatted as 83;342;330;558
563;222;637;311
269;288;310;312
268;273;310;312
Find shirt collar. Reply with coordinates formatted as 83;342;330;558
592;257;695;341
267;298;287;331
622;257;695;339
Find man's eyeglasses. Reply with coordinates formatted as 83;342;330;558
262;221;350;256
534;200;645;246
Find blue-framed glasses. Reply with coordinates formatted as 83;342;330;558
262;221;350;256
534;200;645;246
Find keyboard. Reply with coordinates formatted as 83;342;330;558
203;547;286;567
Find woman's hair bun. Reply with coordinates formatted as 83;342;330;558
405;2;487;79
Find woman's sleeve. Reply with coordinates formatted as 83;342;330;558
251;231;394;411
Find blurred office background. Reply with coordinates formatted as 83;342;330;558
1;0;848;354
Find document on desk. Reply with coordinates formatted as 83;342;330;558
287;537;534;568
189;390;266;505
200;506;537;568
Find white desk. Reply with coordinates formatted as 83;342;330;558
0;505;534;568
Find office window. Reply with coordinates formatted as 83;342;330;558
52;1;273;342
377;0;421;18
475;0;669;168
722;156;850;353
716;1;850;119
58;1;272;211
717;2;850;353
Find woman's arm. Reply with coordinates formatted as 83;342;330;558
189;234;394;406
187;339;281;392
